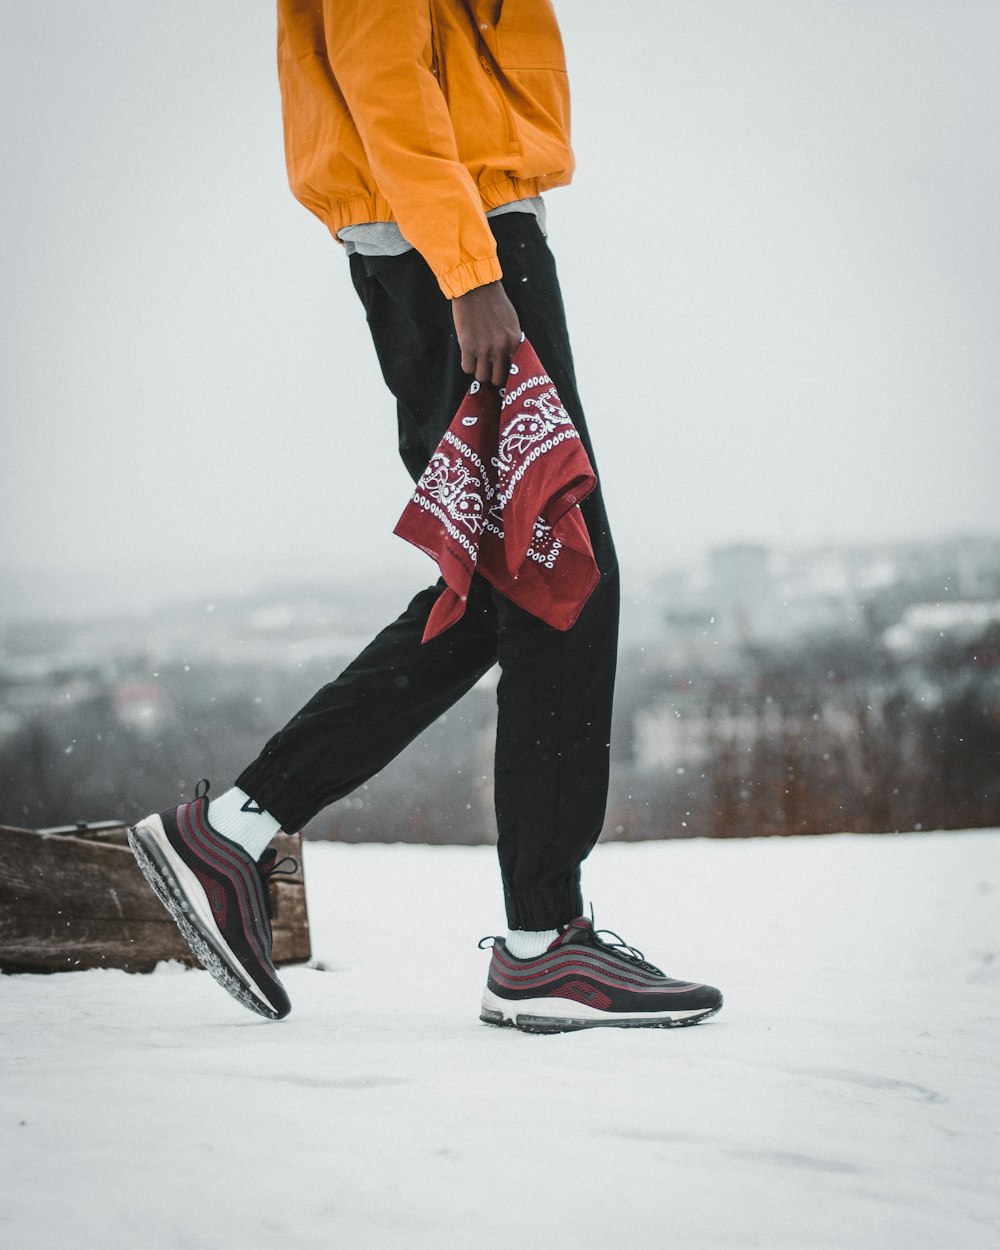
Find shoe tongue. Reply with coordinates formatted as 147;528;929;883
552;916;595;948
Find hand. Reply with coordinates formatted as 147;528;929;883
451;280;522;387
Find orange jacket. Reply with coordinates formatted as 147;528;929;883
277;0;574;299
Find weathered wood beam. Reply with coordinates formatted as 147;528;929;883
0;825;311;974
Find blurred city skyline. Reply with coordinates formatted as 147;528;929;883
3;529;998;836
3;2;999;621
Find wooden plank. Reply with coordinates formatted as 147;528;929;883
0;825;311;974
0;918;192;974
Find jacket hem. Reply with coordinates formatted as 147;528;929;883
320;172;571;295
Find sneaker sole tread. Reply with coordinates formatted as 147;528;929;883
480;992;721;1034
128;821;282;1020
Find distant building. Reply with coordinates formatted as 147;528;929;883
883;600;1000;660
113;682;169;735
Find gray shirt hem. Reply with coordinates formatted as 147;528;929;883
338;196;547;258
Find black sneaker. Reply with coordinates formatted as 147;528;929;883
480;916;722;1033
128;783;291;1020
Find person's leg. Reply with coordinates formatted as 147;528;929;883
486;215;620;930
474;219;722;1033
127;248;502;1023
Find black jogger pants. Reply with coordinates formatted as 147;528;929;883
237;214;619;929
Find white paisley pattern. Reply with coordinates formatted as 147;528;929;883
416;433;493;535
411;375;580;553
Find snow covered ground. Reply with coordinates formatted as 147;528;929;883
3;831;998;1249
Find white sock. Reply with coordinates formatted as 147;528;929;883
505;928;559;959
207;786;282;861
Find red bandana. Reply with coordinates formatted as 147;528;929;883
394;338;599;642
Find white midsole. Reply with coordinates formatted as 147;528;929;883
481;987;708;1023
134;814;270;1009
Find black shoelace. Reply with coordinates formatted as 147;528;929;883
258;851;299;919
590;927;665;977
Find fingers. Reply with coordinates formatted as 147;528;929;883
452;280;522;387
459;345;495;384
460;342;517;385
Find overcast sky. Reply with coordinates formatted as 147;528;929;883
2;1;998;618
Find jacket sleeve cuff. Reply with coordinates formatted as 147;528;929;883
436;255;504;300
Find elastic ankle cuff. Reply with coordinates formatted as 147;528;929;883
234;764;311;833
502;872;583;931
